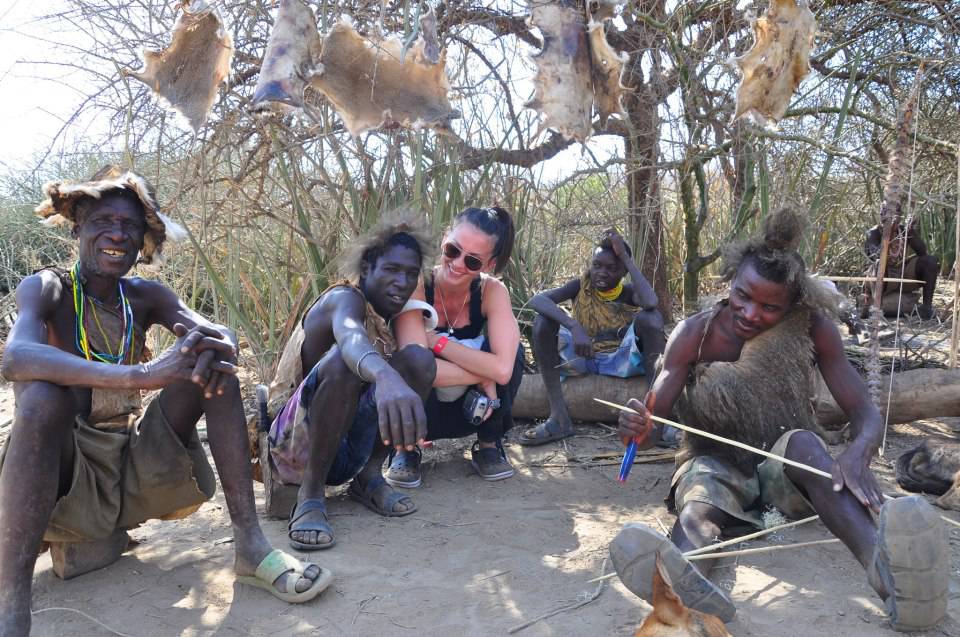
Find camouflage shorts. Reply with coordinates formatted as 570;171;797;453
668;429;820;530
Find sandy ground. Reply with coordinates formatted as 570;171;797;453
1;382;959;637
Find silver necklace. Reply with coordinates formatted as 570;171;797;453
436;273;469;335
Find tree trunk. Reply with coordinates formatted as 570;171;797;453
513;368;960;428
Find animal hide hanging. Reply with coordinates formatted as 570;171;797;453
124;0;233;132
526;0;627;141
526;0;594;142
251;0;322;111
307;16;459;137
733;0;816;127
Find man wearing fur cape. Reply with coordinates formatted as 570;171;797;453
612;206;948;632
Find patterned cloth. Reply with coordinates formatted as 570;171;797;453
556;323;645;378
267;281;395;486
570;272;639;353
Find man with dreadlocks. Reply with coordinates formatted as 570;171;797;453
266;210;437;551
611;206;948;631
519;230;666;445
0;166;331;636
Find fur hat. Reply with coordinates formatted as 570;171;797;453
35;165;186;267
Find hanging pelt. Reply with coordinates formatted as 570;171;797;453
251;0;322;111
307;15;459;136
526;0;627;141
123;0;233;132
733;0;816;127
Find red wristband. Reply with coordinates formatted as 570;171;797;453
432;335;449;356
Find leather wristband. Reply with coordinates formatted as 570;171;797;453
432;335;449;356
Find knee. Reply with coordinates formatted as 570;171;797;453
784;430;828;464
14;381;75;431
921;254;940;274
394;343;437;384
633;308;664;332
532;314;558;340
678;501;721;534
320;348;363;391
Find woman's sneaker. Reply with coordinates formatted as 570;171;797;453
384;447;422;488
471;440;515;481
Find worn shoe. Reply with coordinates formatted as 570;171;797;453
384;446;422;488
470;440;515;481
869;495;948;631
610;523;736;623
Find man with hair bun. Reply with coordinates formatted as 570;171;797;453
611;206;948;632
266;209;437;551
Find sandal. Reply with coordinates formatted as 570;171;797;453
236;549;333;603
870;495;948;631
287;498;336;551
610;523;736;623
384;446;422;488
348;475;418;517
517;418;574;446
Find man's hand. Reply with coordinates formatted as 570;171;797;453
832;444;884;513
375;371;427;452
138;324;203;390
606;230;630;263
618;392;658;449
175;323;239;398
570;323;594;359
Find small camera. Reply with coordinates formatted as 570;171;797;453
463;389;501;426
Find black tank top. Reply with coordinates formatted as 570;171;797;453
425;276;485;340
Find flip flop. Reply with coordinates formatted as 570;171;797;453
517;418;574;446
288;498;336;551
348;475;418;517
870;495;948;631
609;523;736;623
236;549;333;604
384;446;422;488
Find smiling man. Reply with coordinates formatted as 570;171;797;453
266;210;436;551
609;206;948;632
519;229;665;445
0;166;330;637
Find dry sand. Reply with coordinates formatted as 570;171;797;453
1;382;958;637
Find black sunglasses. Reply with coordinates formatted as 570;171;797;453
442;242;486;271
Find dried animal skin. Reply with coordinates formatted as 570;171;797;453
308;17;459;137
733;0;816;126
251;0;322;111
527;0;594;141
417;6;441;65
125;1;233;132
588;17;627;126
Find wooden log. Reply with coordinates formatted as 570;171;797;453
514;368;960;427
259;431;298;519
50;529;129;580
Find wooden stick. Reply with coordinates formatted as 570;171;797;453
951;149;960;369
687;538;841;561
817;276;924;284
592;398;833;479
683;515;821;556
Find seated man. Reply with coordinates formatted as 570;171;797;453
519;230;665;445
612;206;947;632
0;167;329;636
267;211;436;551
862;218;939;319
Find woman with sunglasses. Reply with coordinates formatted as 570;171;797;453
391;207;524;485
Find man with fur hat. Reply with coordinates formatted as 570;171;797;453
611;206;948;632
0;166;331;636
266;210;437;551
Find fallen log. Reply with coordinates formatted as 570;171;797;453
513;368;960;427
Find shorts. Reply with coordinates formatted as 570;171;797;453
557;323;645;378
268;359;380;487
667;430;820;529
0;398;217;543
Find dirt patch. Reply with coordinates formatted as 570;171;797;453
2;380;958;636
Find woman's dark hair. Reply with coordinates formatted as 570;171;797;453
454;206;515;274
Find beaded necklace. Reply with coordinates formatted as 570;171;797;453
70;261;134;364
596;279;624;302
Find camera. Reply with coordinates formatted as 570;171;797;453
462;389;501;426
